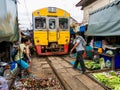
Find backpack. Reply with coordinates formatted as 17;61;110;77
11;47;18;61
76;36;87;48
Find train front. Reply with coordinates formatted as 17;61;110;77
32;7;70;55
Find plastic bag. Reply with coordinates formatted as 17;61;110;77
0;76;8;90
83;52;87;59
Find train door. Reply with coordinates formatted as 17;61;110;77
58;18;70;53
58;18;70;44
34;17;48;46
47;17;58;42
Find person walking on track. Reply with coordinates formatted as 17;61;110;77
70;31;86;74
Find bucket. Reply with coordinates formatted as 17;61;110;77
98;48;103;53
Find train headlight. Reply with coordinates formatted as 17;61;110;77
37;40;40;43
66;39;68;42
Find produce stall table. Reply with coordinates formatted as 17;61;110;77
98;53;115;70
85;51;114;71
86;70;120;90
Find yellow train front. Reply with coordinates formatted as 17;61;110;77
32;7;70;55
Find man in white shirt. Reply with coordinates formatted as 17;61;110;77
70;31;86;74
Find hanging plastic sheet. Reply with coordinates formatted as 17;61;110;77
80;25;86;32
0;0;18;42
70;28;75;34
86;0;120;36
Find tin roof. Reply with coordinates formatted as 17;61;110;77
76;0;97;9
90;0;120;15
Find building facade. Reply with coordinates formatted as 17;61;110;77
76;0;115;24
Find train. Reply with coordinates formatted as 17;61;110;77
32;7;71;55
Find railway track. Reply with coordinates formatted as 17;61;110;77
31;55;106;90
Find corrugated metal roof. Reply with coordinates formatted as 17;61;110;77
76;0;86;7
76;0;96;9
90;0;120;15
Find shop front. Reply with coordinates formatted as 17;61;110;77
85;0;120;69
0;0;19;89
84;1;120;89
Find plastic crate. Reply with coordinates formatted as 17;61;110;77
114;54;120;68
101;54;120;69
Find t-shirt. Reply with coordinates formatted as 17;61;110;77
15;44;26;61
74;36;86;52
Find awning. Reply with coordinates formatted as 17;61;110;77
70;25;86;34
86;0;120;36
80;25;86;32
70;28;75;34
0;0;19;43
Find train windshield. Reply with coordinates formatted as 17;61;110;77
49;19;56;29
35;17;46;29
59;18;68;30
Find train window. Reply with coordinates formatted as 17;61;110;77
35;17;46;29
59;18;68;30
49;19;56;29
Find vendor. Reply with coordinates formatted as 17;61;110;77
102;39;109;52
86;43;93;59
0;48;7;62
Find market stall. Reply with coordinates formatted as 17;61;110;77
87;70;120;90
0;0;19;89
85;0;120;71
83;0;120;89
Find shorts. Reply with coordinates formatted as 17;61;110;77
16;59;29;69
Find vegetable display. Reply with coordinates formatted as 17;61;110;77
92;71;120;90
85;57;111;70
85;61;101;70
106;50;113;55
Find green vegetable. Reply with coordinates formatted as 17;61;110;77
109;71;117;76
85;61;100;70
106;50;113;55
93;72;120;90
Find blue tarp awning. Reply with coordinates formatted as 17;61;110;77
70;28;75;34
80;26;86;32
70;25;86;34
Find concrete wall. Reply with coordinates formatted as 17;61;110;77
82;0;115;23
